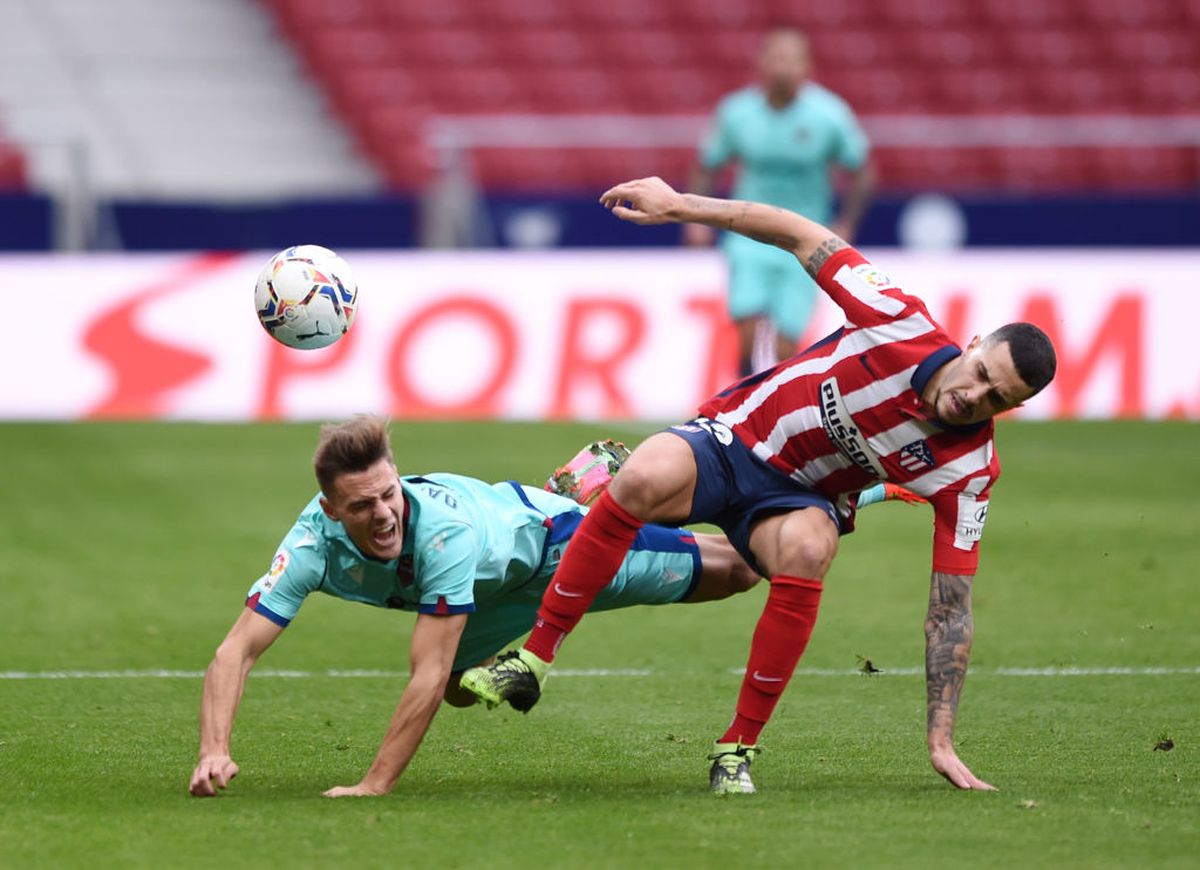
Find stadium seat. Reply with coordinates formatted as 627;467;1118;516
259;0;1200;192
0;140;27;190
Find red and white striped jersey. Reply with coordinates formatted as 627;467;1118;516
698;247;998;575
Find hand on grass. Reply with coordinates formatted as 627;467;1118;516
323;782;387;798
930;745;996;791
189;754;239;797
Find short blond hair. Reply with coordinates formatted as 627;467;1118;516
313;415;393;496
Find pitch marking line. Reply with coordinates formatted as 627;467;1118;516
1;666;1198;681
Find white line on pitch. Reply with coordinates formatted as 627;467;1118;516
1;666;1198;680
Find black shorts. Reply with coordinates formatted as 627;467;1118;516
668;417;842;576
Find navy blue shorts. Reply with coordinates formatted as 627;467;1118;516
667;417;842;576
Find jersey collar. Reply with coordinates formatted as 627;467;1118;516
904;343;988;434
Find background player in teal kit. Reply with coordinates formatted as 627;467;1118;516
187;416;762;799
688;28;875;375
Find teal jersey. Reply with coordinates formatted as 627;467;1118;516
246;473;585;626
700;82;869;257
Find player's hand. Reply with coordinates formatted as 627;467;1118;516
323;782;387;798
683;223;715;247
883;482;927;505
599;177;683;225
930;745;996;791
189;754;240;797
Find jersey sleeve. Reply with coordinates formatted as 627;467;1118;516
244;523;325;627
831;99;870;171
928;474;993;576
412;521;478;615
698;96;736;169
814;248;932;331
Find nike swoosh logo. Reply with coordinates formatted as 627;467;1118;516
752;671;784;682
554;583;585;598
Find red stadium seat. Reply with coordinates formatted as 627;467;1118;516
1104;29;1199;66
492;28;592;67
932;68;1030;113
1025;68;1133;113
1003;29;1106;67
1088;147;1199;189
898;29;1007;68
810;30;905;70
260;0;1200;192
821;68;940;114
1130;67;1200;113
0;141;27;191
877;0;974;27
524;68;631;112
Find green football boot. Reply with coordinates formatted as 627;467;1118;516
708;742;761;795
459;648;551;713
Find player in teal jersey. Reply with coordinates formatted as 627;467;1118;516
688;29;875;375
188;417;763;799
188;418;912;798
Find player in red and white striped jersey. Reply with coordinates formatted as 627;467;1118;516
461;177;1057;796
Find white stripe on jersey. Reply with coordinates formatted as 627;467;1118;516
789;446;851;487
906;441;995;497
715;313;936;428
831;263;908;324
751;367;920;486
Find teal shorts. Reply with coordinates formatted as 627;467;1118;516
725;241;819;340
451;525;700;672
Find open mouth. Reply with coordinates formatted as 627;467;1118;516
372;522;398;549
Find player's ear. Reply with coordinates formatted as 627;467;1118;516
965;334;983;351
319;497;338;521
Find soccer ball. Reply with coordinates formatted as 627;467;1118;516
254;244;358;350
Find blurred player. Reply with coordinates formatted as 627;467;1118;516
188;418;768;798
687;28;875;376
463;177;1057;796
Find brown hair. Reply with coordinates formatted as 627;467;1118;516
313;415;394;496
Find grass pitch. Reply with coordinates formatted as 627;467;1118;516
1;420;1197;868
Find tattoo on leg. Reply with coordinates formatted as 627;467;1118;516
803;237;849;278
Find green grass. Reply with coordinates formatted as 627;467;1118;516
1;420;1198;868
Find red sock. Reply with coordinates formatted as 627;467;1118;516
524;490;644;662
720;575;823;746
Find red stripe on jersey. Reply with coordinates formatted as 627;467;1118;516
696;246;999;576
434;595;449;615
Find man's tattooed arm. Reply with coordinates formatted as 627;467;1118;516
802;237;850;278
925;571;975;750
677;194;843;263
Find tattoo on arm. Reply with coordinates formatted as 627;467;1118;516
802;237;849;278
690;197;798;250
924;571;974;743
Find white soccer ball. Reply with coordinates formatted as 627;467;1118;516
254;244;358;350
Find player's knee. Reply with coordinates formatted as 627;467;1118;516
779;535;837;578
761;512;839;578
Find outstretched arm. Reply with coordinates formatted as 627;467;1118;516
190;608;284;796
600;176;848;277
925;570;995;791
324;612;467;797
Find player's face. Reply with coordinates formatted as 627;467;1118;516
759;34;810;93
932;336;1033;426
320;458;405;560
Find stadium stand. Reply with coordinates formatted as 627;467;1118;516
0;0;375;199
262;0;1200;192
